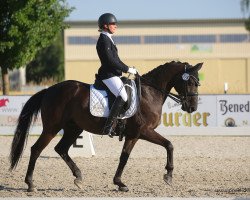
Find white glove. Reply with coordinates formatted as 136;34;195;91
127;67;137;75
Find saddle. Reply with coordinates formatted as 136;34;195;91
89;74;139;119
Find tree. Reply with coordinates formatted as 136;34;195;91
26;32;64;84
0;0;73;94
241;0;250;31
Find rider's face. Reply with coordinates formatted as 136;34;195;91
107;23;117;34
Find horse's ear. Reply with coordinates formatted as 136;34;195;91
188;63;203;73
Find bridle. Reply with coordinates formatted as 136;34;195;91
179;65;200;104
138;65;200;104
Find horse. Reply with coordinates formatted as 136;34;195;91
9;61;203;192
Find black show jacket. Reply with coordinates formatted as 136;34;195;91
96;33;129;80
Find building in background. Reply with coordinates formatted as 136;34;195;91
64;19;250;94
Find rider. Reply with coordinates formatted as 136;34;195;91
96;13;137;137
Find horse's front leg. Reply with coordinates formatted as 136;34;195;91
140;129;174;185
113;137;138;192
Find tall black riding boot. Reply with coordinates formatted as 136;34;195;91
103;96;125;137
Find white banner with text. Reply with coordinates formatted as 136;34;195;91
0;96;43;134
0;95;249;135
156;94;250;135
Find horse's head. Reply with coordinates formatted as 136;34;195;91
173;63;203;113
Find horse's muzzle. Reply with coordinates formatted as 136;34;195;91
182;103;197;113
187;106;197;113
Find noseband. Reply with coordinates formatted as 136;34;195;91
139;65;200;104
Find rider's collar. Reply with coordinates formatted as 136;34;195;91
101;31;115;45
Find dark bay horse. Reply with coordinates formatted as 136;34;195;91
9;61;203;192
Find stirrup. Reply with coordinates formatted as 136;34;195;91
103;124;115;138
108;130;116;138
116;120;126;141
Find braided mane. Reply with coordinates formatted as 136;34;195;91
142;61;188;82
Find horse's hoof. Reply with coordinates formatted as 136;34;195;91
74;179;83;189
119;186;129;192
163;174;172;186
27;187;37;192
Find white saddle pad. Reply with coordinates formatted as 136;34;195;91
90;80;138;119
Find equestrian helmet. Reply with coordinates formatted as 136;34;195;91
98;13;117;29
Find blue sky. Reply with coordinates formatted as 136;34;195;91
66;0;244;21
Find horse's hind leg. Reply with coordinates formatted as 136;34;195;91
54;122;83;189
25;131;56;192
140;129;174;185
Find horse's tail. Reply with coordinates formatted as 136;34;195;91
9;89;47;170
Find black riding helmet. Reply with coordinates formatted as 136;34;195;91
98;13;117;31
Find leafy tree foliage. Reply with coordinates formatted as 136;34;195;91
26;33;64;84
241;0;250;31
0;0;73;94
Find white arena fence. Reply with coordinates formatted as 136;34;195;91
0;95;249;136
156;94;250;136
0;94;249;157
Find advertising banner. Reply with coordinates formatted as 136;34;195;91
0;95;249;136
0;96;43;135
217;95;250;128
160;95;217;128
156;95;250;136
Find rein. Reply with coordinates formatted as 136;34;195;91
138;75;182;104
137;66;200;104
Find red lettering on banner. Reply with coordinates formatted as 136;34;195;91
0;98;9;107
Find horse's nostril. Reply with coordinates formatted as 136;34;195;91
190;107;196;113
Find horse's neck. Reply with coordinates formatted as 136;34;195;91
142;64;182;104
155;65;182;93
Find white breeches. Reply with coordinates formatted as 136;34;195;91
102;76;128;102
